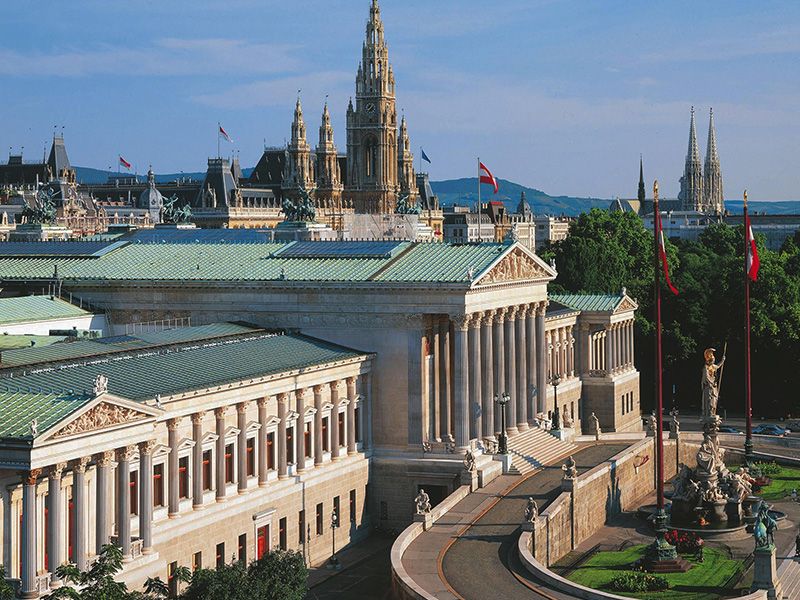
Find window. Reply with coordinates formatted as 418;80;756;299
202;450;213;491
279;517;287;550
338;413;345;447
246;438;256;477
129;471;138;516
225;443;234;484
315;502;323;535
168;561;179;597
153;464;165;507
349;489;357;524
179;456;189;499
216;542;225;569
304;423;312;458
286;426;295;464
238;533;247;563
354;406;362;443
192;551;202;571
322;417;329;452
257;525;269;560
298;510;305;544
266;432;275;470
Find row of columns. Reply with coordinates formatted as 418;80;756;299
443;301;549;449
546;325;575;381
18;375;367;597
587;319;634;375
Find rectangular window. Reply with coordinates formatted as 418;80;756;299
350;489;357;524
179;456;189;499
238;533;247;563
257;525;269;560
299;509;305;544
202;450;213;491
216;542;225;569
316;502;323;536
168;561;179;597
153;464;165;507
129;471;138;516
286;426;295;464
279;517;287;551
225;443;235;484
192;551;202;571
354;406;362;443
267;432;275;470
338;413;345;447
322;417;329;452
304;423;312;458
246;438;256;477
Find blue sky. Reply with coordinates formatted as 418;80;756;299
1;0;798;200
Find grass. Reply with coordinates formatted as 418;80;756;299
754;466;800;501
567;544;745;600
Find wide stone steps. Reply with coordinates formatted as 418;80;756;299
777;551;800;598
507;427;577;475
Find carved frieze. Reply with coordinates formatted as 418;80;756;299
53;402;148;438
478;248;551;285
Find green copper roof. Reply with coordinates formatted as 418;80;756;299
0;390;93;440
549;293;624;312
0;295;92;326
0;241;518;285
0;335;68;351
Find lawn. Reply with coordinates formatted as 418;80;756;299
567;544;745;600
754;466;800;501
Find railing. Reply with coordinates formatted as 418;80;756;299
124;317;191;335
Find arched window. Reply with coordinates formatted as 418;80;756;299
364;138;377;179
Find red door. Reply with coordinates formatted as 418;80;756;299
256;525;270;559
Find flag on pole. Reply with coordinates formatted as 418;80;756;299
119;156;131;169
479;161;499;194
745;213;760;281
219;125;233;143
655;209;679;295
421;148;431;164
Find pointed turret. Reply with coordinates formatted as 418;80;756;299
282;95;315;200
703;108;723;214
316;102;343;209
396;115;416;205
678;107;703;211
516;191;532;220
290;97;308;148
637;156;646;203
138;165;164;221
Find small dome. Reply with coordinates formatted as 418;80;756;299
138;167;163;210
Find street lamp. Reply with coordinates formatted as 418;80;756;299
327;510;341;570
551;376;562;430
495;393;510;455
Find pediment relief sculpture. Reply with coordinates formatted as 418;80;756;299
53;402;149;439
478;248;551;285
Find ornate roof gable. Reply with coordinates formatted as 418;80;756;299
473;245;556;286
43;398;157;441
614;295;638;313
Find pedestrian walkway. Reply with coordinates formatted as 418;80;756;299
508;428;577;475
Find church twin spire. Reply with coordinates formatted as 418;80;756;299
679;106;722;213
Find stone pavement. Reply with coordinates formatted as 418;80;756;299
395;443;627;600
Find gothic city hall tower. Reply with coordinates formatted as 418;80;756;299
346;0;416;213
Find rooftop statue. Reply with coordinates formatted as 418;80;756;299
22;187;57;225
282;186;317;222
161;194;193;225
701;347;725;418
395;193;420;215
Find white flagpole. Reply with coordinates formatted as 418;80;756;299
477;157;482;242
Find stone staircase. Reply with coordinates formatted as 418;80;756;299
777;551;800;599
507;427;577;475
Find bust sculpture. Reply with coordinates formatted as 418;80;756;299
415;489;432;515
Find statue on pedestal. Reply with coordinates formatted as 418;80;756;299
562;455;577;480
463;449;476;473
701;347;725;418
524;497;538;523
588;412;601;438
669;408;681;436
415;489;431;515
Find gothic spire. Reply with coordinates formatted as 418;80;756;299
290;96;307;148
637;155;646;203
318;101;335;150
687;106;701;165
679;106;703;211
705;107;719;168
703;107;723;214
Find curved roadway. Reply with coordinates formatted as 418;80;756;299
441;444;629;600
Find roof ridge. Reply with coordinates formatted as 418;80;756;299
366;241;418;281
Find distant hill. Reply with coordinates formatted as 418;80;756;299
430;178;609;216
73;166;799;216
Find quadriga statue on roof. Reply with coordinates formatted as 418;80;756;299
395;193;421;215
22;187;57;225
282;185;317;223
161;194;193;225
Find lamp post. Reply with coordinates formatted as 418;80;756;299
551;376;562;430
495;393;510;454
327;510;341;570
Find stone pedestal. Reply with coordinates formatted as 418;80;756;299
275;221;337;242
521;521;534;532
561;478;575;493
461;470;478;492
10;224;71;241
751;545;782;600
549;427;574;442
413;512;433;531
494;453;513;474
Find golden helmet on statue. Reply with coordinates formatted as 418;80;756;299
704;348;716;363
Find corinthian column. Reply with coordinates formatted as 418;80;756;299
277;393;288;478
468;313;482;440
504;307;518;436
20;469;40;599
47;463;66;583
493;308;506;435
214;407;227;502
237;403;249;493
480;311;494;439
313;385;324;467
329;382;340;460
515;305;529;431
73;457;90;570
167;418;180;517
438;317;451;441
191;412;205;509
346;378;357;455
138;441;155;554
526;305;536;426
295;389;307;471
95;451;113;553
452;314;471;449
116;446;135;561
257;398;268;486
536;302;548;415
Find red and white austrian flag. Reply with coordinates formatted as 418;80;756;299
479;161;499;194
219;125;233;143
656;210;679;295
745;214;760;281
118;155;131;169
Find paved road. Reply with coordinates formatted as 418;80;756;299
441;444;629;600
305;534;394;600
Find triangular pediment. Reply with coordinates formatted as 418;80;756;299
473;244;557;287
46;397;158;441
614;295;638;313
